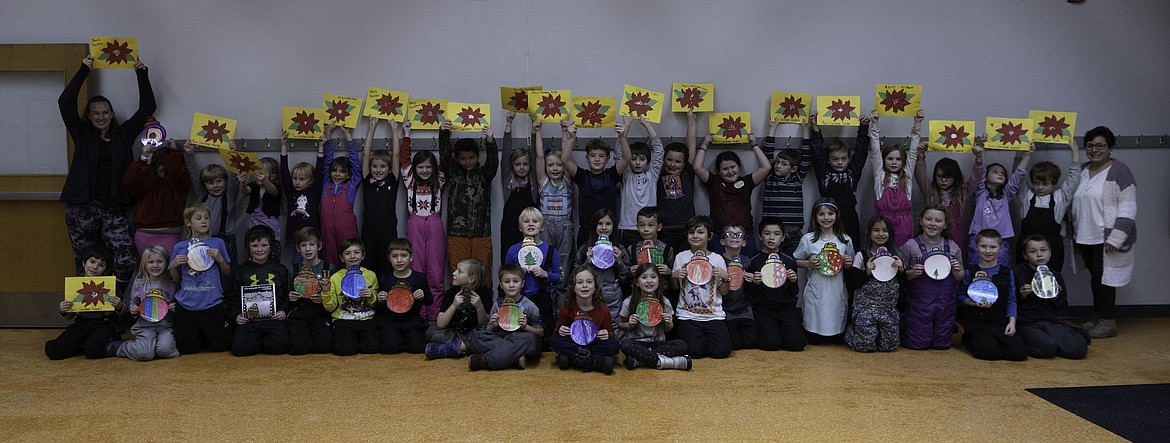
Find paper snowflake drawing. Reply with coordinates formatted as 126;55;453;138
936;124;971;148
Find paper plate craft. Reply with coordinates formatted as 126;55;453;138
636;240;663;265
517;237;543;272
240;284;276;319
636;297;663;327
590;235;616;269
686;251;714;286
967;271;999;305
386;284;414;314
923;249;952;281
760;254;788;289
1032;265;1061;299
140;120;166;147
139;293;168;323
497;298;522;332
186;242;213;273
816;242;844;276
570;310;598;346
871;247;898;282
292;265;321;300
727;256;744;291
341;266;366;299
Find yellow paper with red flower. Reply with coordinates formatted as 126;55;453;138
771;92;812;124
985;117;1034;151
449;102;491;132
65;276;116;313
874;84;921;117
408;99;448;130
527;90;571;122
189;113;237;150
283;106;324;140
322;93;363;129
572;96;617;129
365;88;409;122
710;112;751;144
928;120;976;153
1028;110;1077;145
89;36;138;69
671;83;713;112
816;96;861;126
500;86;542;112
219;149;262;177
620;85;664;124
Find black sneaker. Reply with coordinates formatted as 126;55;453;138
556;354;571;370
469;353;486;371
105;340;124;357
597;356;615;375
624;356;638;370
514;355;526;370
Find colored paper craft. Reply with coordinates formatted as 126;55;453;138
709;112;751;144
219;149;262;176
923;250;951;281
928;120;976;153
570;313;598;346
1032;265;1061;299
671;83;714;112
620;84;664;123
967;271;999;305
985;117;1034;151
189;112;236;150
572;96;616;128
771;91;812;124
497;298;522;332
341;266;366;299
283;106;324;140
817;242;844;276
875;84;922;116
760;254;787;289
89;36;138;69
527;90;570;122
408;98;448;130
727;256;744;291
364;87;409;122
65;276;116;313
186;242;213;273
292;265;321;300
636;240;663;266
139;293;168;323
590;235;615;269
140;120;166;148
387;287;414;314
517;238;543;272
500;86;542;112
636;298;663;327
817;96;861;126
1028;110;1077;145
686;252;713;286
322;93;362;129
449;102;491;132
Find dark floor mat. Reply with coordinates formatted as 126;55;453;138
1027;384;1170;443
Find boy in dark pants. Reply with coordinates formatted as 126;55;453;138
746;218;806;352
286;227;334;355
228;226;291;356
322;239;379;356
375;239;433;354
467;264;544;370
46;247;122;360
170;202;233;354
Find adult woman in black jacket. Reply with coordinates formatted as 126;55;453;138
58;55;156;283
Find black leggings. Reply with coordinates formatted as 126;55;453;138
1076;243;1117;319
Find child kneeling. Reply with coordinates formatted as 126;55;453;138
1014;235;1089;359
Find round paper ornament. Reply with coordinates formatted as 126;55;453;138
727;256;744;291
871;246;898;282
686;251;713;286
497;298;522;332
186;243;213;273
760;253;788;289
517;237;543;272
570;311;598;346
590;234;615;269
923;249;952;281
341;266;366;299
140;121;166;147
139;292;168;323
635;297;663;327
386;285;414;313
636;240;663;266
816;242;844;276
967;270;999;305
1032;265;1060;299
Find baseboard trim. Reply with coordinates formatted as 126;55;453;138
1061;305;1170;319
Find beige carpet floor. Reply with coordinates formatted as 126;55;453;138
3;319;1168;441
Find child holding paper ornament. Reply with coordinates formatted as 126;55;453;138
745;217;804;352
534;120;575;303
45;247;123;360
670;216;732;359
868;110;922;248
183;141;239;263
1013;235;1089;359
360;117;403;276
573;208;628;336
286;227;335;355
425;258;490;360
694;126;771;256
843;215;905;353
718;224;757;350
617;263;691;370
227;225;290;356
959;229;1026;361
794;198;854;344
374;238;432;355
899;205;965;350
466;264;544;370
110;245;179;361
551;266;619;374
400;121;447;321
967;142;1034;267
811;114;871;243
169;202;233;354
279;129;325;262
504;207;562;340
322;239;379;356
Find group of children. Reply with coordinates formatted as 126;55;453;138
46;107;1092;372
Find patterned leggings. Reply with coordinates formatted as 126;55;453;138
65;203;136;282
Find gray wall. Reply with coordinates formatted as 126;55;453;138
3;0;1168;306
